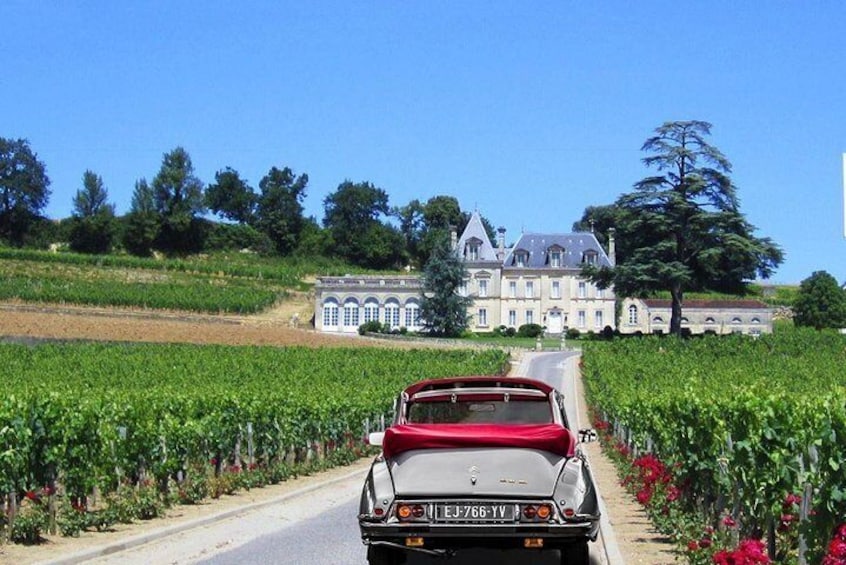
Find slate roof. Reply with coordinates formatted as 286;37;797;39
456;211;499;262
502;232;612;269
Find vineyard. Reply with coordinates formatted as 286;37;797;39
0;248;361;314
582;330;846;563
0;342;508;543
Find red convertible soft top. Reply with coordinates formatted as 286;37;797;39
382;423;576;459
403;376;555;398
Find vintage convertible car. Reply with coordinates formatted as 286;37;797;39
358;376;600;564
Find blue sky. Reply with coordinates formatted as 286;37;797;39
3;2;844;284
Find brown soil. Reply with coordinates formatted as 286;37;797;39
0;298;366;348
573;361;677;564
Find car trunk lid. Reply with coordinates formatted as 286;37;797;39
389;447;566;498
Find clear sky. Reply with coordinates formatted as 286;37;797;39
4;1;845;284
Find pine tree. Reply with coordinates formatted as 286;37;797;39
419;238;472;337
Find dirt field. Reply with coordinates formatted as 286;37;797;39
0;299;368;347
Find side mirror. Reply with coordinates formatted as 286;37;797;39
578;429;597;443
368;431;385;447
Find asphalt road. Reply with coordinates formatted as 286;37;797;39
84;351;608;565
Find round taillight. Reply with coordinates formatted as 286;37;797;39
397;505;412;520
374;508;384;516
537;504;552;520
412;505;425;518
523;505;537;519
563;507;575;518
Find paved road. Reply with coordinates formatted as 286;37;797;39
85;351;610;565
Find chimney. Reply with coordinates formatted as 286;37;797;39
607;228;616;266
496;227;506;260
450;225;458;251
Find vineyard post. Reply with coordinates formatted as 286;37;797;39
797;453;809;565
8;492;17;537
47;478;57;535
767;518;776;561
233;430;242;469
1;493;7;543
116;426;127;487
246;423;255;468
158;436;168;494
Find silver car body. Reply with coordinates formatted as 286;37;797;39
358;376;600;563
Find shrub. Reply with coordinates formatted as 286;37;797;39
517;323;544;338
566;328;581;340
10;499;48;544
358;320;384;335
57;499;90;537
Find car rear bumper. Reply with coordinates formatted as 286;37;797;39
359;518;599;550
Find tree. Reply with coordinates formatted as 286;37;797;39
394;198;425;265
394;196;500;268
68;170;117;254
323;180;404;268
586;121;783;336
151;147;205;253
205;167;257;225
0;137;51;245
294;216;332;257
123;179;159;256
420;196;464;265
419;236;473;337
255;166;308;256
572;204;629;256
793;271;846;330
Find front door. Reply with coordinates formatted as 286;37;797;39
547;311;563;334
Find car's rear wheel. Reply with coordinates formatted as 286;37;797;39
560;541;589;565
367;544;406;565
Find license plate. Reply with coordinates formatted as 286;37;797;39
435;503;514;522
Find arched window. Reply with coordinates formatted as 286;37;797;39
681;317;689;325
705;317;716;324
343;298;360;328
363;299;379;323
751;317;761;325
732;317;742;325
322;298;339;328
404;300;420;329
652;316;664;324
628;305;638;325
385;299;400;329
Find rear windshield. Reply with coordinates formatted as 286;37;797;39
406;399;552;424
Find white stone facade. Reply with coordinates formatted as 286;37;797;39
314;275;424;334
620;298;774;336
314;211;617;335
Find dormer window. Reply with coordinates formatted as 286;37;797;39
514;251;529;267
548;247;563;268
582;250;598;264
464;238;481;261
